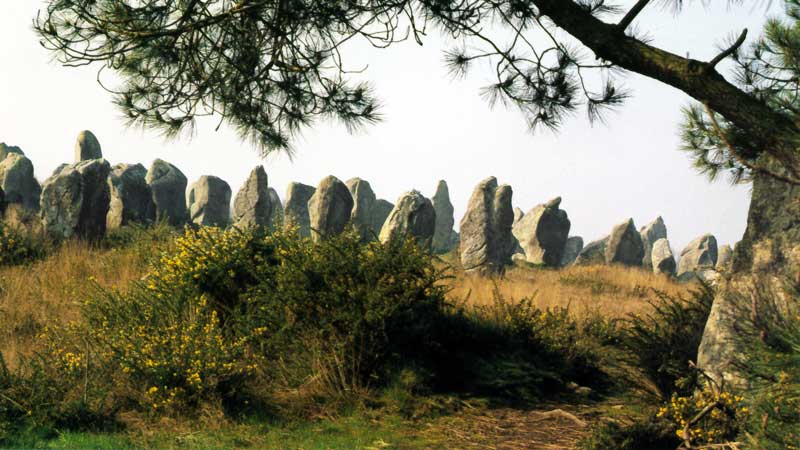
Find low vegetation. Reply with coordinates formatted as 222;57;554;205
0;225;797;449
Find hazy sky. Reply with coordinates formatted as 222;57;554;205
0;1;781;253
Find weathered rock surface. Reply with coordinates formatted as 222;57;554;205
106;163;155;230
651;238;676;275
74;130;102;162
371;199;394;235
459;177;515;274
513;207;524;226
559;236;584;267
267;188;283;229
605;219;644;266
431;180;456;254
233;166;272;229
379;190;436;248
41;159;111;240
284;182;316;237
640;217;667;269
0;153;41;211
187;175;231;227
574;237;608;266
716;244;733;271
0;143;24;161
346;178;378;240
677;234;718;282
512;197;571;267
146;159;188;226
308;176;353;242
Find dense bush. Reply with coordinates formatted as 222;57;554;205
577;418;678;450
0;221;47;267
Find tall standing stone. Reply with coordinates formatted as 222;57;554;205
74;130;102;162
346;178;378;240
106;163;156;230
308;175;353;242
187;175;232;227
575;237;608;266
0;153;41;212
677;234;718;282
459;177;515;274
267;188;283;229
605;218;645;266
40;159;111;240
512;197;571;267
513;207;525;226
640;216;668;269
284;182;316;237
371;199;394;235
559;236;584;267
379;190;436;248
146;159;188;226
233;166;272;229
651;238;677;275
431;180;456;254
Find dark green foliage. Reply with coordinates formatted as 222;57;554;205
620;283;715;399
577;418;679;450
0;222;47;267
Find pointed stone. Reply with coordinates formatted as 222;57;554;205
431;180;456;254
284;182;316;237
346;177;378;241
512;207;524;225
677;234;718;282
379;190;436;248
233;166;272;229
559;236;584;267
187;175;232;227
146;159;188;226
266;188;283;229
512;197;571;267
605;218;644;266
651;238;676;275
459;177;515;274
308;176;353;242
640;217;668;269
74;130;102;162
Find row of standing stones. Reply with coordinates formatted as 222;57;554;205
0;131;730;281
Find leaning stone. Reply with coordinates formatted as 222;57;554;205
284;182;316;237
0;153;41;212
677;234;718;281
106;163;155;230
233;166;272;229
574;237;608;266
308;176;353;242
74;130;102;162
512;197;571;267
187;176;232;227
459;177;515;274
716;244;733;271
431;180;456;254
651;238;676;276
146;159;188;226
605;218;644;266
379;190;436;248
346;177;378;241
559;236;584;267
640;217;668;269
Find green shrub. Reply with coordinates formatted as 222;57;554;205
620;282;715;399
577;418;678;450
0;222;47;267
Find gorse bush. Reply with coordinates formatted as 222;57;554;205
0;221;47;267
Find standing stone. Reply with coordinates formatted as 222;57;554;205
233;166;272;229
513;207;525;226
512;197;571;267
146;159;188;226
716;244;733;271
308;176;353;242
605;219;645;266
651;238;677;275
284;182;316;237
379;190;436;248
640;217;668;269
431;180;456;254
371;199;394;235
106;163;155;230
677;234;718;282
0;143;24;161
0;153;41;212
266;188;283;229
559;236;584;267
41;159;111;240
74;130;102;162
187;176;232;227
459;177;515;274
575;237;608;266
346;178;378;240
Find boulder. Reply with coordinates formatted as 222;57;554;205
106;163;155;230
146;159;188;226
512;197;571;267
605;218;644;266
187;175;231;227
716;244;733;271
677;234;718;282
459;177;515;274
640;217;667;269
651;238;676;275
574;237;608;266
371;199;394;235
379;190;436;247
513;207;524;226
308;176;353;242
74;130;102;162
267;188;283;229
559;236;584;267
233;166;272;229
431;180;456;253
0;143;24;161
41;159;111;240
284;182;316;237
0;153;41;212
346;177;378;240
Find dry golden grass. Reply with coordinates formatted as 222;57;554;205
444;263;693;319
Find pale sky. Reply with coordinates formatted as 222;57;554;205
0;1;781;253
